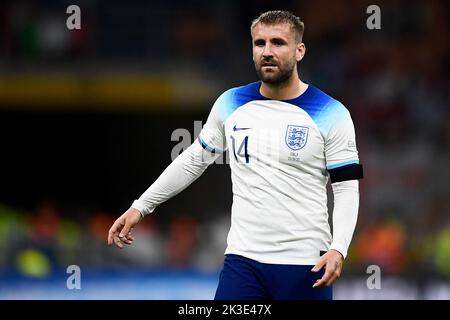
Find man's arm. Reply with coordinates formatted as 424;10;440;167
329;179;359;257
108;89;229;248
312;179;359;287
131;138;220;217
311;99;363;287
107;139;220;248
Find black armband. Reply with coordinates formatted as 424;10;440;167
328;164;364;183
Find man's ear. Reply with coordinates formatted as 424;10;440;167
296;43;306;62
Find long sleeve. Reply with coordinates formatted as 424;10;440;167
329;179;359;259
131;139;220;217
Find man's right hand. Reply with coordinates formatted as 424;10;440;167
107;207;143;248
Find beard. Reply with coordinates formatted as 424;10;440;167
255;58;296;85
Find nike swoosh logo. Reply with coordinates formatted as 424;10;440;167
233;125;251;131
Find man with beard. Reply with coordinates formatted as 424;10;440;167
108;10;363;300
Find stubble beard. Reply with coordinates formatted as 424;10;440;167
255;59;296;85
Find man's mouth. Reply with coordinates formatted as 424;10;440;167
262;62;277;67
261;62;278;72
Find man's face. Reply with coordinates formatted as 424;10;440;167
252;22;302;84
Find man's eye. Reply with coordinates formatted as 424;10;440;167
254;41;265;47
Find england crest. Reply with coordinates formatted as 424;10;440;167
285;125;309;151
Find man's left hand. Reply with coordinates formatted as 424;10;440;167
311;249;344;288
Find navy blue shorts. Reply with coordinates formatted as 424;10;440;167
214;254;332;300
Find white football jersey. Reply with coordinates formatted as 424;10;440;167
198;81;360;265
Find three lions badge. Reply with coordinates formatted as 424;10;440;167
285;125;309;151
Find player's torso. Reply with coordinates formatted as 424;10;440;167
224;99;326;176
222;99;332;262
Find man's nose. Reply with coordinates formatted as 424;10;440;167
262;43;274;57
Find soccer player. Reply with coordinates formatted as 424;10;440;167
108;10;363;300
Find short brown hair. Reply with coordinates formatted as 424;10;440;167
251;10;304;43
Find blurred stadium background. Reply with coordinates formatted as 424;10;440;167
0;0;449;299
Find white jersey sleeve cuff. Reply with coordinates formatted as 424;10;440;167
131;200;156;218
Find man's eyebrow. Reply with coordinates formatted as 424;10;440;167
271;37;288;44
253;38;265;44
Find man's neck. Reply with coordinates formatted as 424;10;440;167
260;76;308;100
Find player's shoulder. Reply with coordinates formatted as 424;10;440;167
216;81;261;103
298;85;353;137
231;81;262;94
306;84;349;115
212;82;262;120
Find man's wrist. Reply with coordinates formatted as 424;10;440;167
329;247;345;260
130;200;148;218
136;208;145;220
